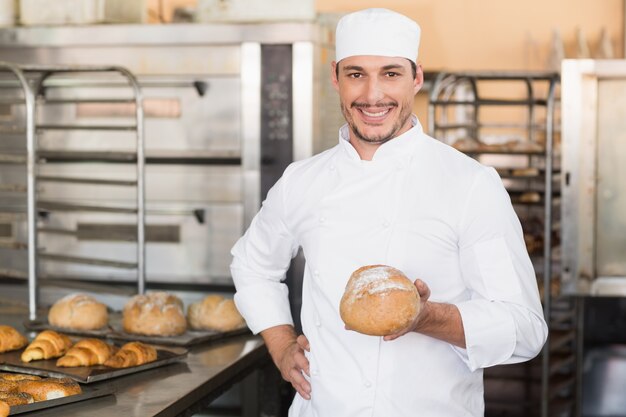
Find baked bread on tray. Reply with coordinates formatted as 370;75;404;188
0;325;28;353
20;330;73;363
18;377;81;401
123;292;187;336
103;341;157;368
57;338;115;367
48;293;109;331
187;295;246;332
0;374;81;407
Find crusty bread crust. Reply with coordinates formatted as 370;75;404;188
187;295;246;332
122;292;187;336
48;293;108;331
340;265;420;336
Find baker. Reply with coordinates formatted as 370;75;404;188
230;8;547;416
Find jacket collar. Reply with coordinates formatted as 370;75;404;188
338;115;423;162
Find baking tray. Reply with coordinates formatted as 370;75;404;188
9;384;115;415
0;344;187;383
24;313;250;347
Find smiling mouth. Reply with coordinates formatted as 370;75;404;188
360;108;390;117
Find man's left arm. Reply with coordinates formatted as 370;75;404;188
451;167;548;371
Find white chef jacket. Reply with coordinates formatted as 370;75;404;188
231;117;548;417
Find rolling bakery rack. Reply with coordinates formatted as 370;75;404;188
429;71;581;417
0;62;146;321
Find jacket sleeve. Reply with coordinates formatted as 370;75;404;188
230;174;299;334
452;167;548;371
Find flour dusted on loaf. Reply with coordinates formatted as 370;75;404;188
187;295;246;332
122;292;187;336
340;265;420;336
48;293;109;330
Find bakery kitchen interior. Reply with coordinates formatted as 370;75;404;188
0;0;626;416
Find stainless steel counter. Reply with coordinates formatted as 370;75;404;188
0;298;269;417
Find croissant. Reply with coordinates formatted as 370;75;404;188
20;330;73;363
103;342;157;368
18;377;81;401
0;400;8;417
57;338;113;367
0;325;28;353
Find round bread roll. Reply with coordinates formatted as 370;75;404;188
48;293;109;331
187;295;246;332
18;378;81;401
340;265;420;336
123;292;187;336
0;391;33;406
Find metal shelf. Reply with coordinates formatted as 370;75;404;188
0;61;146;321
37;176;137;187
39;253;138;270
37;124;137;131
430;71;579;417
38;200;138;214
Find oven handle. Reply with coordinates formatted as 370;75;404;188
38;208;206;224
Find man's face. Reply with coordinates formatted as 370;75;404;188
332;55;423;146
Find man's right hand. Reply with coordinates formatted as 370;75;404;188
261;325;311;400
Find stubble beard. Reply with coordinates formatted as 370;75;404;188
341;100;413;145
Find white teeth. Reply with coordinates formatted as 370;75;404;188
362;109;389;117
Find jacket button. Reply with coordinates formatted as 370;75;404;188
364;380;372;388
319;217;325;224
382;220;390;228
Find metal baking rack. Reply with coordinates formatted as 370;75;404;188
0;62;146;320
429;72;580;417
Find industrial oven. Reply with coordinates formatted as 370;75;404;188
561;59;626;416
561;59;626;296
0;23;343;289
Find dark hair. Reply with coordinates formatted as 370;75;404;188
335;59;417;79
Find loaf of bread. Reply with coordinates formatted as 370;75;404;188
122;292;187;336
103;342;157;368
48;293;109;331
0;325;28;353
20;330;73;363
56;338;114;367
18;377;81;401
340;265;421;336
187;295;246;332
0;400;8;417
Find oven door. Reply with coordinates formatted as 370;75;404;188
36;162;243;285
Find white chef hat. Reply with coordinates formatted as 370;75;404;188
335;8;421;63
